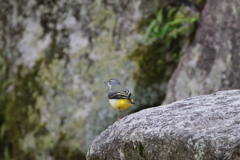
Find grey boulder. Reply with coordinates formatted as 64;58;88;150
87;90;240;160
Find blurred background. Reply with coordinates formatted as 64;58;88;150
1;0;240;159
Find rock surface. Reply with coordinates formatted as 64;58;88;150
163;0;240;104
87;90;240;160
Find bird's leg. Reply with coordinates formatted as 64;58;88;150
118;109;120;120
126;108;128;116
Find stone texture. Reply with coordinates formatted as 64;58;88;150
87;90;240;160
163;0;240;104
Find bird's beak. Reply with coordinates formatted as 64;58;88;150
104;81;107;84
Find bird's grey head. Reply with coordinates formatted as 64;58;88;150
104;79;121;89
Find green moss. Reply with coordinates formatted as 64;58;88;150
129;5;199;109
0;58;44;160
129;40;179;84
130;6;199;83
137;142;144;159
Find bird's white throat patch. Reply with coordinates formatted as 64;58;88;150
109;99;117;106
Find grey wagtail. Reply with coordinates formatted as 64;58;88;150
104;79;135;120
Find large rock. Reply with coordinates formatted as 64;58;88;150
87;90;240;160
163;0;240;104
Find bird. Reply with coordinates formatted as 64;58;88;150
104;79;135;120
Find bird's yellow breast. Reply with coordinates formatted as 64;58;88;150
109;99;133;110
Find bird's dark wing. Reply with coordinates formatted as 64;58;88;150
108;90;132;99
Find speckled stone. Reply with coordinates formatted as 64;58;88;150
87;90;240;160
164;0;240;104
